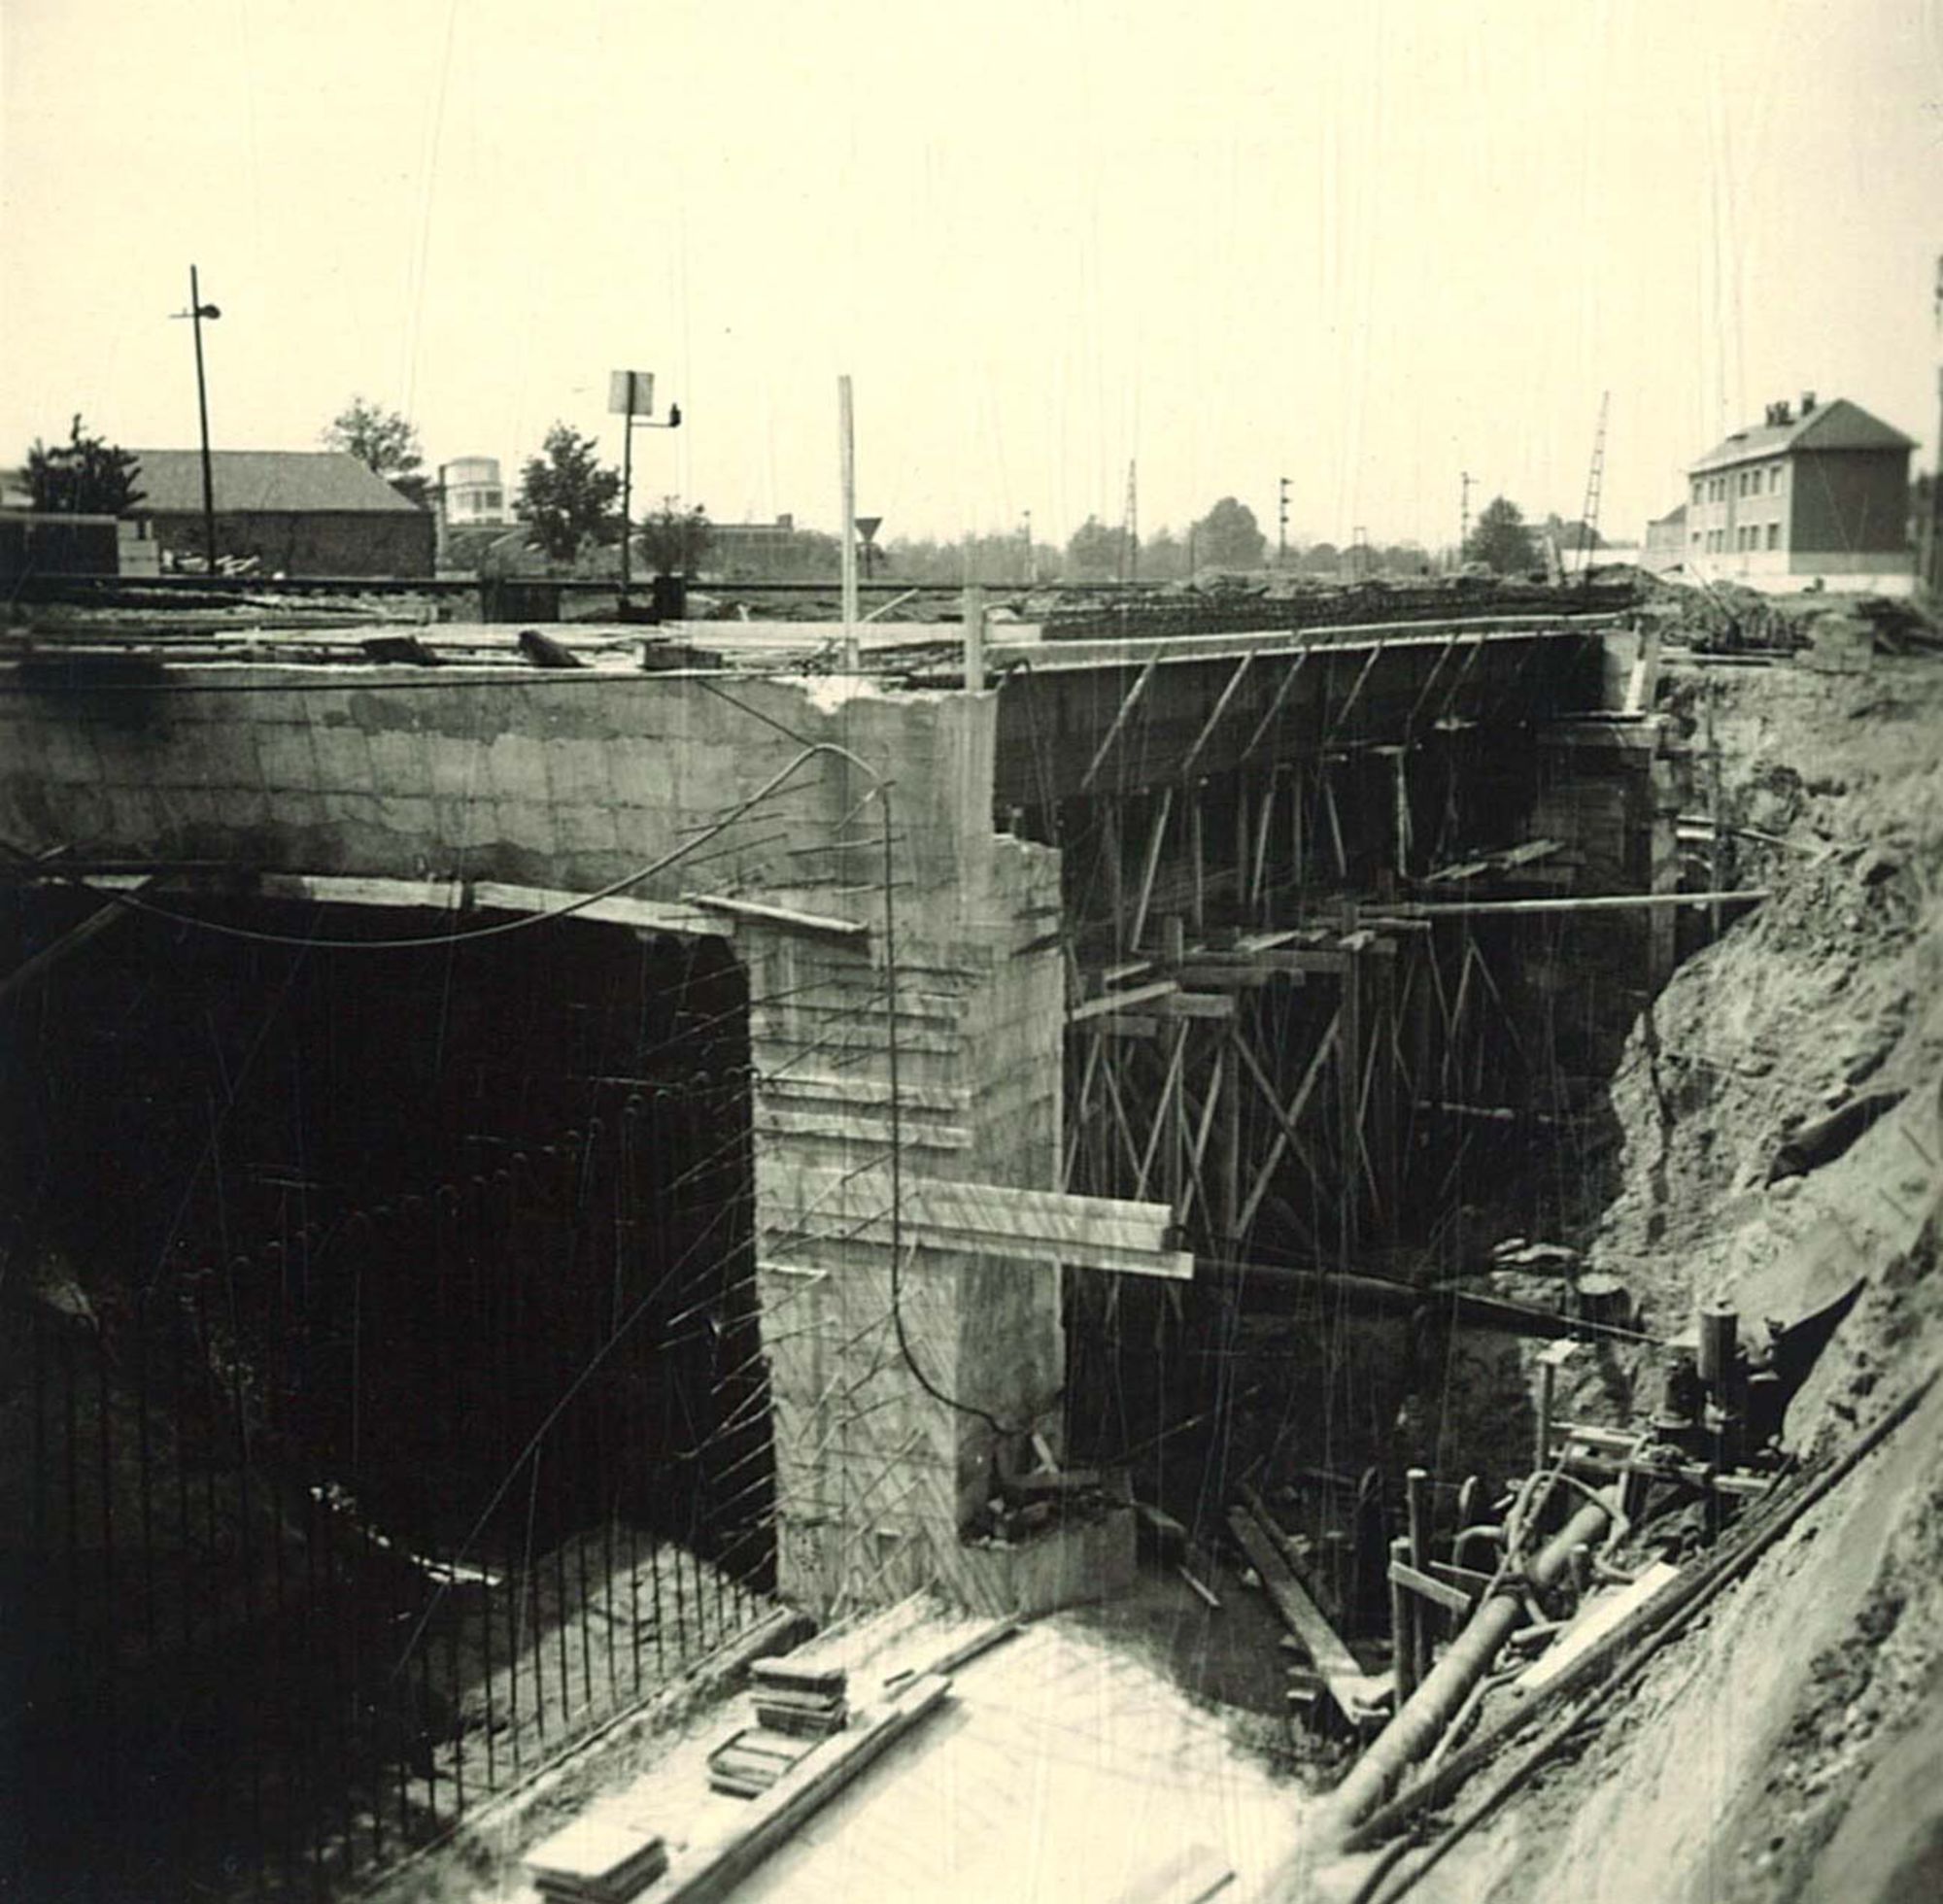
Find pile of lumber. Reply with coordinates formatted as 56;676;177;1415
525;1817;669;1904
750;1658;850;1738
706;1726;814;1799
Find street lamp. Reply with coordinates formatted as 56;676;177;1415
609;369;682;607
170;264;222;574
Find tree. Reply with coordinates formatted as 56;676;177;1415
323;396;427;506
1140;527;1188;582
515;424;621;563
1541;512;1603;555
1066;515;1134;582
636;500;713;577
24;415;144;515
1191;496;1268;570
1465;496;1538;575
1300;541;1340;575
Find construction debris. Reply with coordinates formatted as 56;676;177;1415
748;1658;850;1739
526;1818;671;1904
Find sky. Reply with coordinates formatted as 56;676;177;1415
2;0;1938;555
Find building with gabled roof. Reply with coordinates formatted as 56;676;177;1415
1683;394;1915;594
128;449;434;577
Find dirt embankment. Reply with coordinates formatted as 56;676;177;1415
1428;651;1943;1904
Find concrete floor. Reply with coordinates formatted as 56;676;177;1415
473;1593;1312;1903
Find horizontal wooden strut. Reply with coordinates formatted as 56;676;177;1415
761;1160;1192;1279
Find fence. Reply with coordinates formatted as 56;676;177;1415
5;1071;775;1898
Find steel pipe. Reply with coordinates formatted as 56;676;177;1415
1311;1491;1615;1853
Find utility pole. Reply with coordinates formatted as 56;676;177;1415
1278;474;1290;566
172;265;222;574
1120;459;1139;583
1021;508;1033;585
1929;253;1943;597
620;376;636;598
1458;470;1475;569
839;375;859;666
609;369;680;611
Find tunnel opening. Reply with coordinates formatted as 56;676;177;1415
1;887;776;1897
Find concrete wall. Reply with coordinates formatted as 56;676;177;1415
0;661;1069;1617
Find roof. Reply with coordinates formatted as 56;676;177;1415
1688;399;1917;475
127;450;424;515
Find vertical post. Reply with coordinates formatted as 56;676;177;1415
1369;943;1399;1243
838;375;859;669
1929;352;1943;596
620;373;635;604
1338;938;1363;1265
1188;790;1207;935
1405;1466;1432;1683
1389;1536;1416;1707
1102;799;1126;954
1392;749;1412;879
963;584;985;692
1219;1037;1242;1244
1535;1358;1557;1473
189;265;217;575
1705;690;1724;943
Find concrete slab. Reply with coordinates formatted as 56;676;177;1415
467;1610;1309;1904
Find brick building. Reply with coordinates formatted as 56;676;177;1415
1684;395;1915;594
129;450;434;578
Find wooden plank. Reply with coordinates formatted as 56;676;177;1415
1176;1565;1223;1612
0;880;150;1005
687;892;869;938
1130;786;1176;951
1366;889;1771;920
763;1167;1193;1278
1322;639;1384;738
1515;1562;1680;1695
1234;1008;1340;1235
1137;1024;1189;1195
1091;1012;1164;1038
650;1675;952;1903
1428;1560;1496;1593
262;871;465;913
1158;991;1236;1020
1178;653;1254;776
468;880;715;936
1079;652;1162;792
1175;961;1310;988
1227;1507;1373;1725
1388;1558;1474;1618
1070;979;1178;1023
1238;642;1316;760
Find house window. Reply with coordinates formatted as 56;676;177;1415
1767;523;1781;550
1692;480;1703;506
